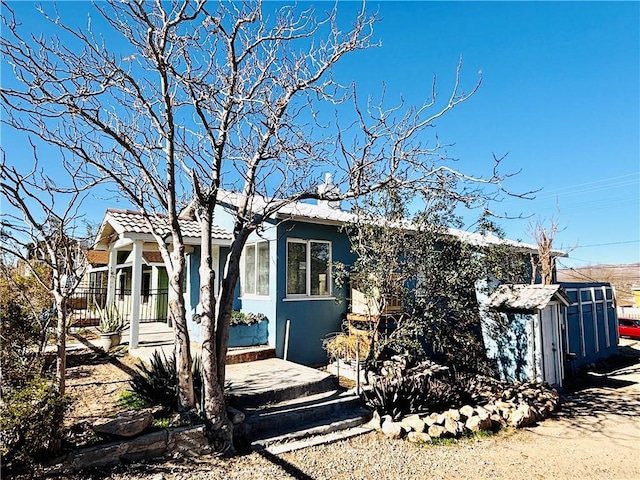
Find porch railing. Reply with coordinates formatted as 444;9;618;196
67;288;169;327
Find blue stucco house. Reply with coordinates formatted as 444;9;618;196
93;194;613;378
185;192;358;366
90;198;548;367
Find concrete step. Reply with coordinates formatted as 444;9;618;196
242;390;364;440
226;346;276;365
251;405;373;449
262;425;374;455
227;368;337;409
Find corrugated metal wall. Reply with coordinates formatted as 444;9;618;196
560;282;618;369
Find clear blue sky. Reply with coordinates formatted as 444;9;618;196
2;1;639;269
334;1;640;269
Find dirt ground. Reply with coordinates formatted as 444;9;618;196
63;335;141;430
31;339;640;479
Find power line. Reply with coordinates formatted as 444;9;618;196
574;240;640;248
535;173;640;198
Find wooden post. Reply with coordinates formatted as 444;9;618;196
284;318;291;361
356;336;360;395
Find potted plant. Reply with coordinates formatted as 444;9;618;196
95;303;128;351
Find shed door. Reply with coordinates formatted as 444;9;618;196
541;304;562;387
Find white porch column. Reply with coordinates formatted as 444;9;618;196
106;247;118;305
129;240;143;348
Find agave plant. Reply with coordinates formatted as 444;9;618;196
95;303;128;334
128;350;203;410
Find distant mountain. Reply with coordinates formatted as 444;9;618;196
557;263;640;306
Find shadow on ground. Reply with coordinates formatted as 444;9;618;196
529;349;640;443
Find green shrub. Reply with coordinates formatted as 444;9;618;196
0;375;65;467
128;351;202;411
230;311;247;325
361;377;404;420
117;390;150;410
1;299;48;389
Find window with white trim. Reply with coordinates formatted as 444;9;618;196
286;239;331;297
242;241;270;296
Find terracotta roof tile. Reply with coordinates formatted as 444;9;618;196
105;209;231;241
86;250;109;266
142;251;165;264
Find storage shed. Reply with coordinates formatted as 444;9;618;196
559;282;618;369
481;284;572;388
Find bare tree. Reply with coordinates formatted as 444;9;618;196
1;0;527;450
0;148;92;396
529;217;562;285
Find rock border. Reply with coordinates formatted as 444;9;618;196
368;381;561;442
47;425;210;473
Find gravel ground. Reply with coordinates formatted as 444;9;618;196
15;341;639;480
89;345;640;480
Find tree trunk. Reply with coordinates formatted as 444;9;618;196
198;211;233;452
215;231;249;388
168;246;195;415
53;292;66;396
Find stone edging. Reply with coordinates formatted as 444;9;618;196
47;425;210;473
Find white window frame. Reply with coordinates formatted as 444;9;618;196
241;241;270;297
286;238;332;298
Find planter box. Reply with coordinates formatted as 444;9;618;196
228;320;268;348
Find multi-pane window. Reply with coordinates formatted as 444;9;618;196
286;239;331;297
242;241;270;296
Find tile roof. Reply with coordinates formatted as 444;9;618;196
486;284;572;311
142;251;165;264
103;209;232;241
86;250;109;266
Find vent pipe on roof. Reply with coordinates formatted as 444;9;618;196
317;173;341;210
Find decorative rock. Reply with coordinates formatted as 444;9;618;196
475;406;490;420
407;431;432;444
425;413;439;426
402;414;426;433
490;413;505;427
509;404;536;428
445;409;461;421
366;411;382;431
459;405;474;420
465;415;492;432
382;420;404;439
428;424;446;438
436;413;446;425
93;410;153;438
443;418;459;437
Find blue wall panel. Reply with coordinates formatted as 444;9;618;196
275;220;356;365
560;282;618;369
